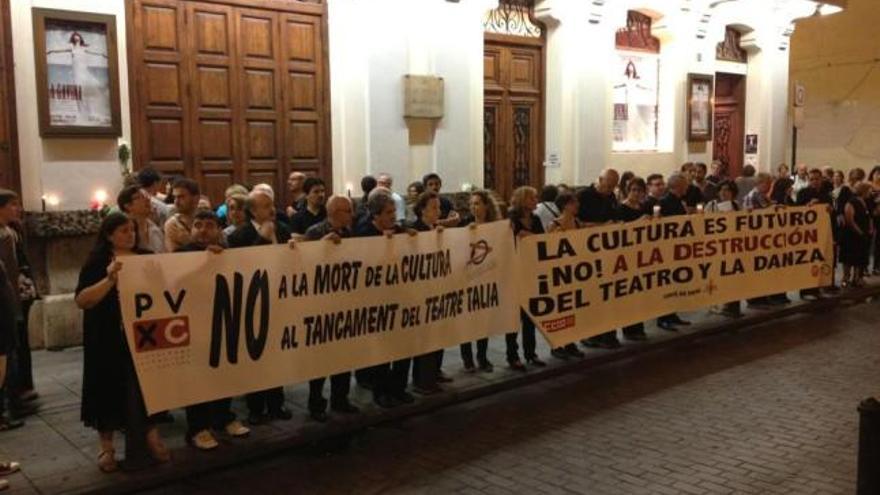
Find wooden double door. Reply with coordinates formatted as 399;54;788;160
713;72;746;178
483;35;544;204
0;0;18;193
127;0;330;206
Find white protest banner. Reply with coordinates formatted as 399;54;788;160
517;206;834;347
118;221;517;413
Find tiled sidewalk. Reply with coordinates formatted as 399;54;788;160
1;287;877;495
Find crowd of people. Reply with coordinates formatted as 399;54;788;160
0;157;878;480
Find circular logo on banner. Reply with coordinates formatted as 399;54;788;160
468;240;492;266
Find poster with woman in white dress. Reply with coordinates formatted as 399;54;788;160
44;20;111;127
612;52;660;152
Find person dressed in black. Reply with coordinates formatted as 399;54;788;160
354;191;417;408
0;244;20;488
227;189;294;424
353;175;378;229
841;182;873;288
577;168;622;349
656;173;693;330
796;168;834;299
458;191;498;373
615;178;650;340
408;191;451;395
301;196;361;421
508;186;547;370
289;177;327;236
546;193;586;359
422;173;461;228
680;162;706;213
176;211;251;449
75;213;169;472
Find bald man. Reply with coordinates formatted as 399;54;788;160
286;171;307;216
301;195;359;421
656;173;693;330
577;168;622;349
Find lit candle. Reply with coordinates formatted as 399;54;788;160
696;203;704;214
653;205;661;218
345;182;353;198
41;195;46;213
94;189;108;205
47;194;60;208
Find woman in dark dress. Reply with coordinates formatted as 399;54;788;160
615;178;650;340
841;182;873;287
507;186;546;371
75;213;169;472
409;191;450;394
459;191;498;373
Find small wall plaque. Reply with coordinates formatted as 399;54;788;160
404;75;444;119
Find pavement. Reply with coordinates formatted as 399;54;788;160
1;286;879;495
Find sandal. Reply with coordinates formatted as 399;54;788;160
147;440;171;463
97;450;118;473
0;462;18;476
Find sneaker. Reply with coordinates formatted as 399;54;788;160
223;420;250;438
191;430;219;450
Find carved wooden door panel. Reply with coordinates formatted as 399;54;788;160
713;73;746;178
484;38;543;204
128;0;330;206
0;0;18;192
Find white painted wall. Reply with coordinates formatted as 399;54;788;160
11;0;129;211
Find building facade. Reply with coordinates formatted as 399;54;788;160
0;0;844;347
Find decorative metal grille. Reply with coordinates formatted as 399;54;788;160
513;106;530;186
716;27;747;63
483;106;496;190
483;0;542;38
615;11;660;53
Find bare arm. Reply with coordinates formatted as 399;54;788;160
75;260;121;310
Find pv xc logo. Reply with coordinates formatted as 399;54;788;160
133;317;191;352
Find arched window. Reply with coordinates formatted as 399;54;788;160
612;11;660;152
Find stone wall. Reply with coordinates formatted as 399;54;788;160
789;0;880;170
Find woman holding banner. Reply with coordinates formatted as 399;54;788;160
507;186;547;371
75;213;169;472
547;193;587;359
410;191;451;394
615;178;651;340
705;181;744;318
459;191;499;373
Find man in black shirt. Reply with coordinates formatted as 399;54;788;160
642;173;665;216
797;168;834;299
289;177;327;236
301;196;360;421
353;191;416;408
422;173;461;227
577;169;622;349
680;162;705;212
227;190;294;424
657;174;692;330
177;211;251;449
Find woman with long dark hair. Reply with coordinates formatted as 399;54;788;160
75;213;169;472
459;191;499;373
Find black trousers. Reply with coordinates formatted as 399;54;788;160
506;311;536;363
622;322;645;338
460;339;488;365
412;350;442;389
308;372;351;413
245;387;285;415
185;398;235;436
9;302;34;395
369;358;411;400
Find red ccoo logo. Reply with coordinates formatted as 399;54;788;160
133;317;191;352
